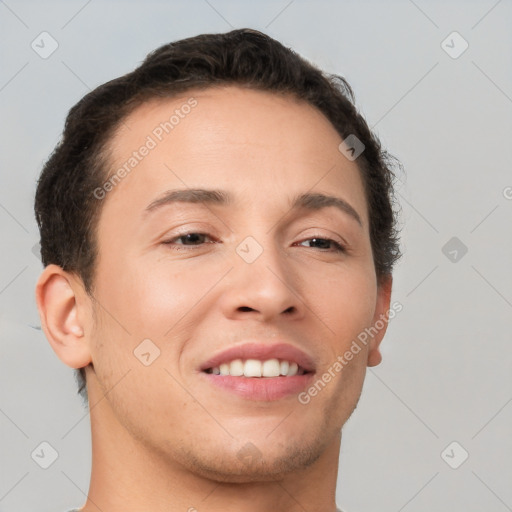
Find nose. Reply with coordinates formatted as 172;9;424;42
217;236;304;323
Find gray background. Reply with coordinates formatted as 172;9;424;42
1;1;511;511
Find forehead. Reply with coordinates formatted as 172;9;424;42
100;85;368;227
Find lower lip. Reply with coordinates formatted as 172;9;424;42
200;372;315;401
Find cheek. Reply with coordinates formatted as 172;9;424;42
88;293;191;438
98;251;214;338
309;267;376;413
314;266;377;345
126;261;221;336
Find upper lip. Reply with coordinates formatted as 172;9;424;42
199;342;316;373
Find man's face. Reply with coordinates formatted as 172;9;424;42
84;86;390;481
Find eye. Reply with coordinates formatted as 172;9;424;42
296;236;346;253
162;232;346;253
162;232;216;249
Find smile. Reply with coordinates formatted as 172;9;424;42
203;358;309;377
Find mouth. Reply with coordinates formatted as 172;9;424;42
198;343;316;401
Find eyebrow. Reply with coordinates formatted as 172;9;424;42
143;188;362;226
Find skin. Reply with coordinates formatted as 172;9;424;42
36;86;392;512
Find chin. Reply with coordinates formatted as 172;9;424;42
164;426;331;483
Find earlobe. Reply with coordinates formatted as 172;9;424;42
35;264;92;369
367;275;393;368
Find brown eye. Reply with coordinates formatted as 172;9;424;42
297;237;346;253
163;232;215;249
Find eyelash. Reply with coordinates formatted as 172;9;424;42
162;232;346;253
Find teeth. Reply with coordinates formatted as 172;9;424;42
262;359;280;377
287;362;298;376
209;358;305;377
244;359;262;377
230;359;244;376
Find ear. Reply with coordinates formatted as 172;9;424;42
367;274;393;367
35;264;92;369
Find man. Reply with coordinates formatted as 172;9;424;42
34;28;401;512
